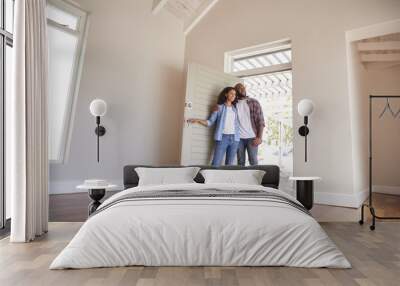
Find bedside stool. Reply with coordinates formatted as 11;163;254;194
77;181;117;216
289;177;321;210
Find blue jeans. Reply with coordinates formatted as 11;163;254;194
211;134;239;166
237;138;258;166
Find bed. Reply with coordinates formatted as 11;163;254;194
50;165;350;269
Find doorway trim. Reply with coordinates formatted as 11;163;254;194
345;18;400;205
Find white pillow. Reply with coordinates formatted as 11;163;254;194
200;169;266;185
135;167;200;186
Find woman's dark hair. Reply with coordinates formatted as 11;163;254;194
217;87;238;105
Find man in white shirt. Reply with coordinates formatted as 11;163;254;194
234;83;265;166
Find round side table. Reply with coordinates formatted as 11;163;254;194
289;177;321;210
77;184;117;216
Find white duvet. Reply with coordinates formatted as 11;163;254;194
50;183;351;269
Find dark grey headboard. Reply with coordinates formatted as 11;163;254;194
123;165;280;189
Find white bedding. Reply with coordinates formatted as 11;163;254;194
50;183;351;269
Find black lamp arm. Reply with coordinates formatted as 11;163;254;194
97;116;100;162
304;116;308;125
94;116;106;162
298;116;310;162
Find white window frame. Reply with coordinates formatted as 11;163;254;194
47;0;89;163
1;0;15;228
224;38;292;77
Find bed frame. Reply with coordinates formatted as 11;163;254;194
123;165;280;189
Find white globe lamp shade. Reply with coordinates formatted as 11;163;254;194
298;99;314;117
90;99;107;117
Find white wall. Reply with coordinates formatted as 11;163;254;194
50;0;186;193
184;0;400;207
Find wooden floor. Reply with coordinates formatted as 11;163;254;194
49;191;118;222
1;221;400;286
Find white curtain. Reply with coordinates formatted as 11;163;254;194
9;0;49;242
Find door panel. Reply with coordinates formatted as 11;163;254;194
180;63;242;165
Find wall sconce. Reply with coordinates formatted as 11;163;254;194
297;99;314;162
89;99;107;162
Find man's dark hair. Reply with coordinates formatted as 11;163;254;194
234;83;246;98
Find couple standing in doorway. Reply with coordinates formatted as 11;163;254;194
189;83;265;167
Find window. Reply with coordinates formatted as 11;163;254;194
1;0;14;228
47;0;88;163
225;40;293;177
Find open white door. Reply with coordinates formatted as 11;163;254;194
181;63;242;165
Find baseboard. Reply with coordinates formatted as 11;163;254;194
314;190;367;208
372;185;400;196
49;179;123;195
355;189;369;207
280;184;367;208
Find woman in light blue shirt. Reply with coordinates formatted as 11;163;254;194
188;87;240;166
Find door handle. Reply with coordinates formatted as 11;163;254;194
184;118;191;127
185;102;193;109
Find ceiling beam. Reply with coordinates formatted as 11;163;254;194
361;53;400;62
152;0;169;15
357;41;400;51
184;0;219;35
364;62;400;70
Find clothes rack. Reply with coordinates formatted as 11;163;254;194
359;95;400;230
379;97;398;118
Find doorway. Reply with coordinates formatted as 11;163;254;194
242;70;293;176
346;21;400;224
225;40;293;178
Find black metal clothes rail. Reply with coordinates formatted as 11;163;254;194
359;95;400;230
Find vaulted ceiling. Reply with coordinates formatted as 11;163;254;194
165;0;204;20
152;0;219;35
